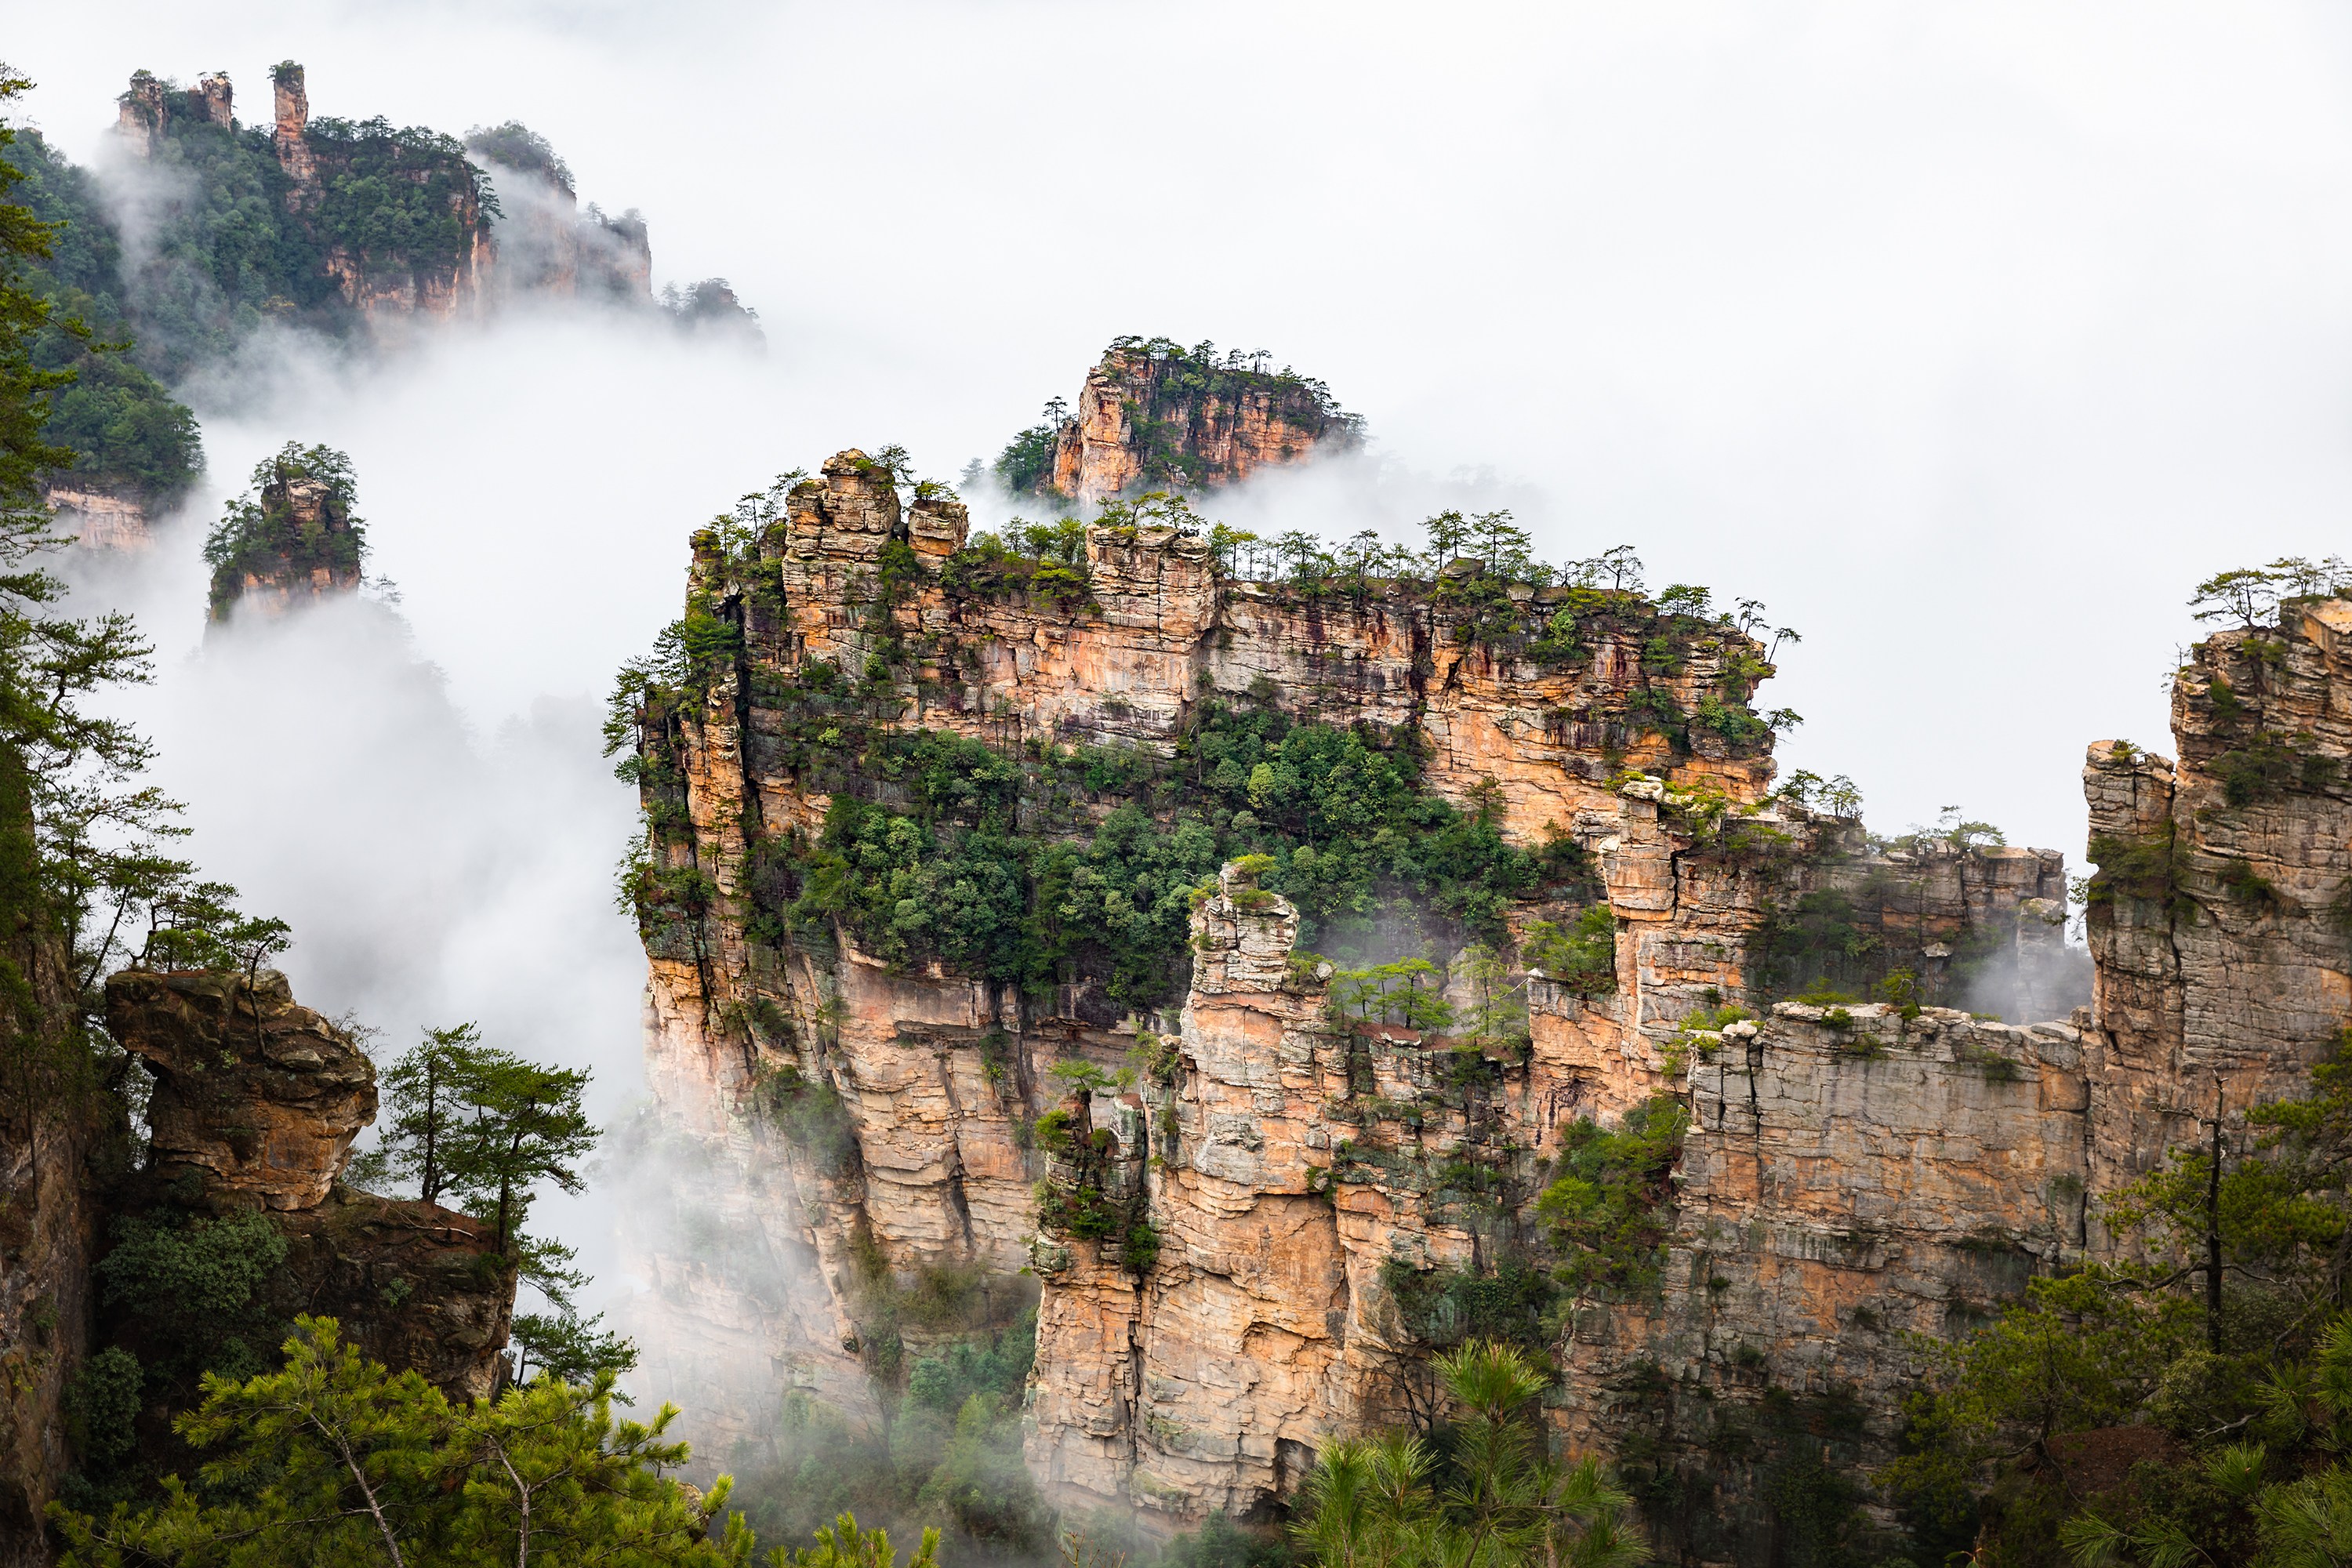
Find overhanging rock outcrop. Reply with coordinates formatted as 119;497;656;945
103;967;515;1400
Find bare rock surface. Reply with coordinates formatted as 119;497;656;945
107;969;376;1210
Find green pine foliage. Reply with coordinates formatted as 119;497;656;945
1290;1341;1643;1568
0;130;200;503
990;397;1064;494
307;114;494;276
1523;907;1617;997
201;441;365;615
50;1316;757;1567
1534;1094;1690;1295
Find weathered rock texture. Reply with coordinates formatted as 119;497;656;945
1039;340;1360;504
101;967;514;1399
38;481;148;551
107;970;376;1210
274;1188;515;1403
2082;598;2352;1219
618;445;2084;1539
1554;1001;2093;1561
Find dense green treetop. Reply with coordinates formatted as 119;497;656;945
201;440;367;616
465;119;575;193
0;129;200;503
52;1316;760;1568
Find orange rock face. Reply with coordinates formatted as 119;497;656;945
619;448;2088;1534
1040;343;1359;504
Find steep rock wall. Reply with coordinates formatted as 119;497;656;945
0;937;116;1568
38;482;149;551
619;450;2069;1513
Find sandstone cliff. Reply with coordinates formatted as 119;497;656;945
36;483;147;552
1019;339;1361;504
2082;597;2352;1227
102;968;516;1400
615;447;2078;1543
0;938;118;1567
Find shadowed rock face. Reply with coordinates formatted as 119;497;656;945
100;967;516;1402
0;936;114;1567
107;970;376;1211
274;1189;515;1403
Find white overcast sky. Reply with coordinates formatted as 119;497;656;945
15;0;2352;863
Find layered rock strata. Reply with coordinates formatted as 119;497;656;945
618;448;2077;1523
2082;597;2352;1210
102;967;515;1399
1040;341;1359;504
39;481;148;550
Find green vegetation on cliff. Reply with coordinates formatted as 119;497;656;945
1293;1341;1642;1568
0;130;199;503
622;680;1594;1014
111;71;495;380
996;336;1362;498
1885;1030;2352;1566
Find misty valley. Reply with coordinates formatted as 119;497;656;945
5;47;2352;1568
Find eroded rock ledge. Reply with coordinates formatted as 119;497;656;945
615;445;2127;1549
104;967;515;1400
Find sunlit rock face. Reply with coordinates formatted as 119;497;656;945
107;969;378;1211
618;444;2091;1534
101;967;519;1402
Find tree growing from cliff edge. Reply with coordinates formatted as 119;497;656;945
350;1022;483;1204
363;1027;595;1256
